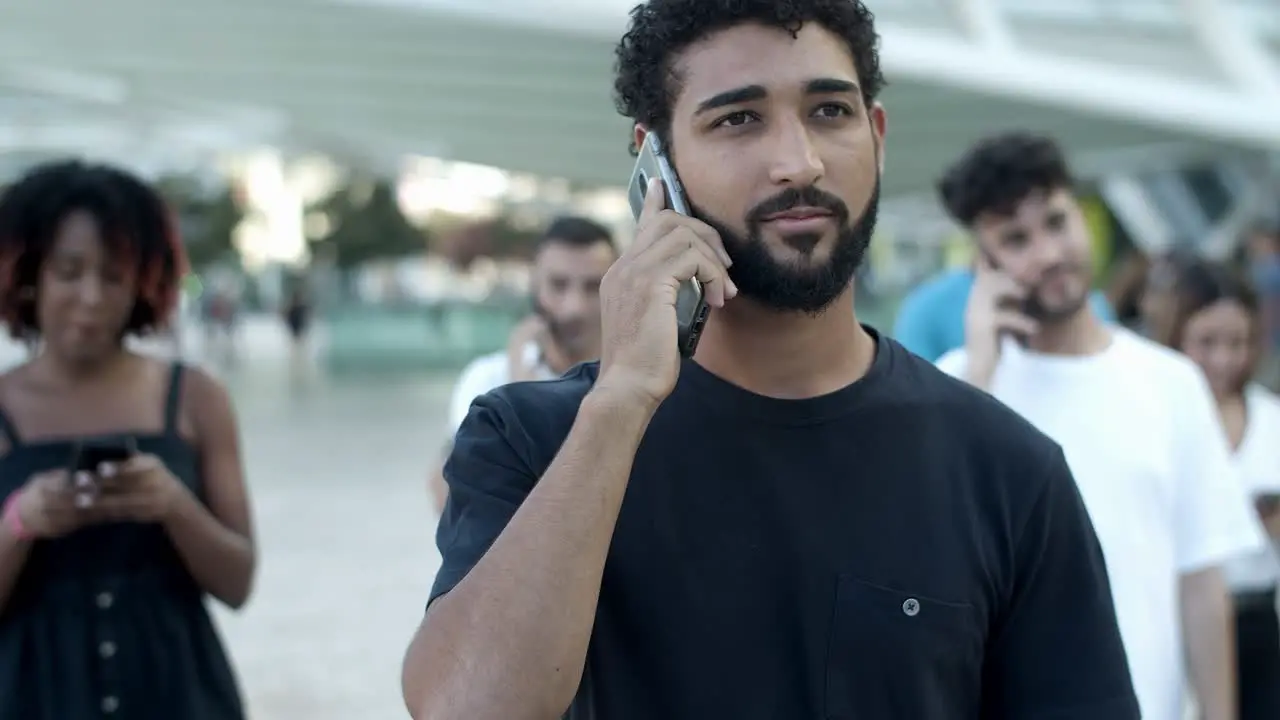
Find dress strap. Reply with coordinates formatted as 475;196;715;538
163;362;185;435
0;405;20;448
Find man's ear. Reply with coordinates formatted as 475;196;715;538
869;103;886;174
633;124;648;155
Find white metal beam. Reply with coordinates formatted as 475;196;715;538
881;26;1280;149
1179;0;1280;96
947;0;1014;51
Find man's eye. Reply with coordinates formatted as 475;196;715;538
714;111;756;128
813;103;852;119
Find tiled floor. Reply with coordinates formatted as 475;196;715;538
210;366;450;720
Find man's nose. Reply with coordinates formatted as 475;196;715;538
766;120;824;188
1027;230;1067;270
560;289;591;319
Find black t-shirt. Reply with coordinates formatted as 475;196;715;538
432;330;1138;719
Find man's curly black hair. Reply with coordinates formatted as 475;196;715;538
613;0;885;155
937;132;1075;228
0;159;188;340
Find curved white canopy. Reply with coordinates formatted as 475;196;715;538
0;0;1275;195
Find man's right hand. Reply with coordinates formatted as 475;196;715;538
595;177;737;406
963;256;1038;388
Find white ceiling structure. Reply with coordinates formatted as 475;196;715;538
0;0;1276;197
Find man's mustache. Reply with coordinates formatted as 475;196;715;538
746;185;850;225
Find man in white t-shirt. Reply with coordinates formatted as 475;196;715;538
932;132;1265;720
428;216;618;512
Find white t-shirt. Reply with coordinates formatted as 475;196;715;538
446;346;555;435
1223;384;1280;592
937;329;1266;720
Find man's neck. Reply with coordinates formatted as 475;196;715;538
692;288;875;399
1025;305;1112;357
540;340;594;376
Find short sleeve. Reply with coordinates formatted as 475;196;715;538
892;292;945;362
430;391;538;606
1172;366;1266;572
983;449;1139;720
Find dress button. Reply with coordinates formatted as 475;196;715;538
96;592;113;610
902;598;921;617
101;695;119;713
99;641;116;659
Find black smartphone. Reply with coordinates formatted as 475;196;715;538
72;437;137;474
627;133;712;358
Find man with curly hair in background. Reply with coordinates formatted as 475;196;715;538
935;131;1264;720
401;3;1138;718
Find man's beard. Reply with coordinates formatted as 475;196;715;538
1022;264;1091;324
533;297;590;355
690;176;880;315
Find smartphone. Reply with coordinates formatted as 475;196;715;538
627;133;711;358
72;437;137;474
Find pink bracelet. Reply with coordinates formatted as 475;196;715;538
2;492;31;541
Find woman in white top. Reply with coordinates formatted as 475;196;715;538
1165;259;1280;720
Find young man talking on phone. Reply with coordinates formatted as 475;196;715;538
935;131;1264;720
402;3;1137;718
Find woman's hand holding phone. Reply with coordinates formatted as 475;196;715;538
963;256;1040;390
13;469;92;539
595;177;737;408
91;454;190;524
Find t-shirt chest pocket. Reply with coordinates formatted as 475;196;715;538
825;576;983;718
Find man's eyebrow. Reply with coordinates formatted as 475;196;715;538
694;85;767;116
805;78;860;96
693;78;861;116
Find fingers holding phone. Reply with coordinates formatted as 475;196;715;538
597;177;737;406
91;454;188;524
11;469;91;539
963;257;1039;388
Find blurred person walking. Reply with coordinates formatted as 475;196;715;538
427;216;617;513
281;285;313;381
0;160;256;719
935;132;1265;720
1243;221;1280;390
403;3;1137;718
1161;259;1280;720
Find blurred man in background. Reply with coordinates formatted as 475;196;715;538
934;131;1264;720
893;225;1115;363
427;216;616;513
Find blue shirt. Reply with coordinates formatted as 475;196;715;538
892;268;1116;362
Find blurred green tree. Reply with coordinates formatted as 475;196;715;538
310;179;429;269
155;175;245;271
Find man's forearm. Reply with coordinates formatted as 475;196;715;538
429;441;451;516
1181;568;1236;720
404;387;656;720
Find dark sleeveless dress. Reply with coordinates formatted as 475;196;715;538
0;363;245;719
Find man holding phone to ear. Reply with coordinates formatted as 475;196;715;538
428;216;617;513
403;3;1137;719
935;131;1265;720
